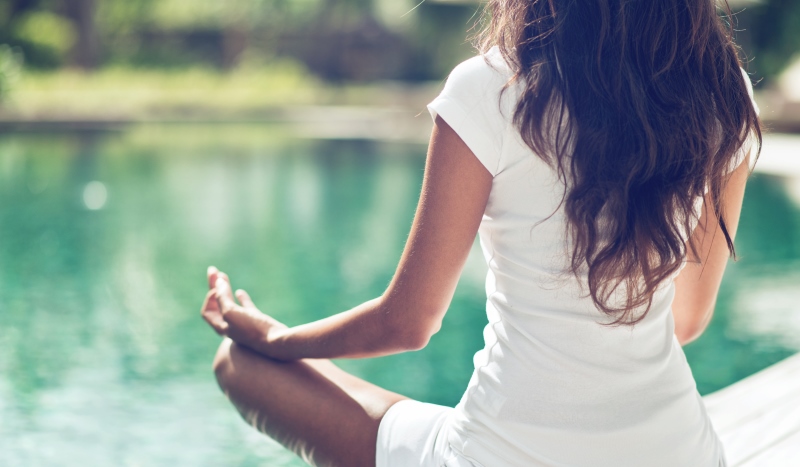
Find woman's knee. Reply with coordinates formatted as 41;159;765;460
213;339;279;395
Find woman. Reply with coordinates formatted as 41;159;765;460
201;0;761;465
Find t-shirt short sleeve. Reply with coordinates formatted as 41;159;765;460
427;49;515;177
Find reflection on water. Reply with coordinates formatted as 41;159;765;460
0;125;797;466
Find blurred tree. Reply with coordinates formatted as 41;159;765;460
62;0;99;68
273;0;478;81
0;0;477;78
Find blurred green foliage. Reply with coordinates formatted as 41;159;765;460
0;0;480;81
0;0;796;83
0;44;23;102
11;10;75;56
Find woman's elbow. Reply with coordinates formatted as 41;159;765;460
398;334;428;351
674;310;712;346
403;322;441;351
385;310;442;352
675;325;702;346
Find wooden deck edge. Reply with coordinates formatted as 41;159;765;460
702;352;800;466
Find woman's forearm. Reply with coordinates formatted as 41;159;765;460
260;297;428;361
257;117;489;361
205;118;488;362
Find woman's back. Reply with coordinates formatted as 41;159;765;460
426;48;749;466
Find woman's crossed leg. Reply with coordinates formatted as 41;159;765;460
213;338;407;467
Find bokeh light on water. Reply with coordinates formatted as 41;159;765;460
0;126;798;466
82;181;108;210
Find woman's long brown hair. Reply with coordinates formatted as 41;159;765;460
478;0;762;324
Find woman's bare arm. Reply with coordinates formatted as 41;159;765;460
672;154;750;345
206;116;493;360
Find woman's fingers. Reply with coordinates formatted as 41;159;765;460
215;275;239;315
206;271;282;349
234;288;285;330
201;289;229;335
207;266;230;290
236;289;256;309
207;266;219;289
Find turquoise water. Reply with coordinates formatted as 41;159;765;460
0;125;797;466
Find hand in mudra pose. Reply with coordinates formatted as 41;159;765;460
199;266;411;467
201;266;287;358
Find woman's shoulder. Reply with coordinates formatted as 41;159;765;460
428;47;518;176
445;47;515;96
434;46;518;124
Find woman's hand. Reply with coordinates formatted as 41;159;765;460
201;266;288;358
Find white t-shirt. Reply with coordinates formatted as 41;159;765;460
427;47;758;467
